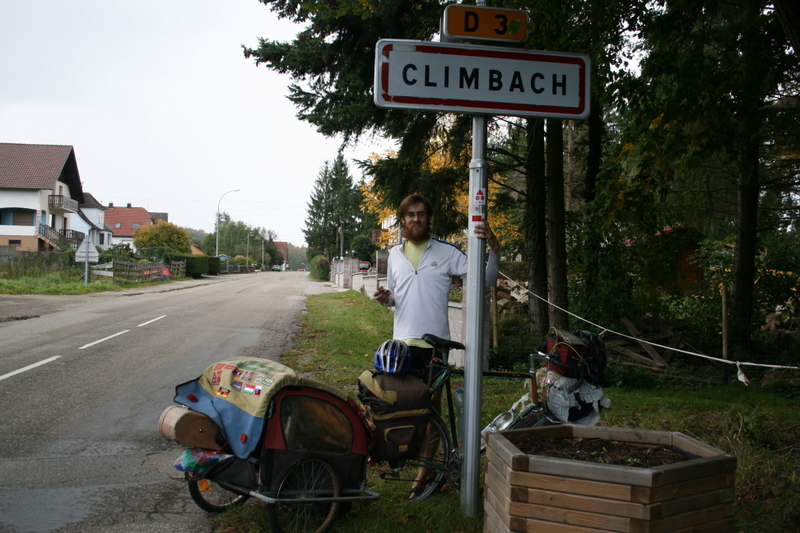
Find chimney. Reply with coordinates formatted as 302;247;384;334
127;203;132;208
108;202;114;208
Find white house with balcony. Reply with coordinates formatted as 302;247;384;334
70;192;113;252
0;143;85;251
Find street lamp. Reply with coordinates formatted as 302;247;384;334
215;189;239;257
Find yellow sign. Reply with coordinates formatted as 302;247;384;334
443;5;528;43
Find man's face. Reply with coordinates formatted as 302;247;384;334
403;202;431;243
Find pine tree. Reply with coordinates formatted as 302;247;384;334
303;153;363;259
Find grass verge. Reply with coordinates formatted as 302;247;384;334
211;290;800;532
0;272;186;294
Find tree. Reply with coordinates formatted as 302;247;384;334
182;226;208;246
303;153;364;259
133;221;190;252
610;0;797;351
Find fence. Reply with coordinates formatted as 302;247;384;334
0;248;72;277
95;260;186;284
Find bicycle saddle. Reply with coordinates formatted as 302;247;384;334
421;333;465;352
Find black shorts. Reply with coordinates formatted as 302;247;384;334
408;345;435;383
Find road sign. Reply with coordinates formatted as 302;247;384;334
443;5;528;43
374;39;590;119
75;240;99;263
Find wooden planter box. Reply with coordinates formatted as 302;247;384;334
484;425;736;533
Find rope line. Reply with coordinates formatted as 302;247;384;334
499;272;800;372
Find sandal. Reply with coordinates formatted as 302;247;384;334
407;486;426;500
407;473;437;500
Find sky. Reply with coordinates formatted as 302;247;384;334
0;0;391;246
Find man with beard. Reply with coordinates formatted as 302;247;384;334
374;193;500;374
373;193;500;498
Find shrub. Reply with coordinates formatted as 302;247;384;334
309;255;330;281
166;253;208;279
208;256;220;275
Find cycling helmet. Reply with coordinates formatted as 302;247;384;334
373;339;411;374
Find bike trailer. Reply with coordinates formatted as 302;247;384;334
169;357;374;496
357;369;431;461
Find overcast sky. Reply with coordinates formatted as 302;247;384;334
0;0;391;246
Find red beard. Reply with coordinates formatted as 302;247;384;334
404;220;431;243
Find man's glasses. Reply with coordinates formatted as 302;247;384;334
404;211;428;220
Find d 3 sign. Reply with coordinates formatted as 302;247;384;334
443;5;528;43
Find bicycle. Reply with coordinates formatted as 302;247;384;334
371;332;579;503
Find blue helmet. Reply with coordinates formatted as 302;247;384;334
374;339;411;374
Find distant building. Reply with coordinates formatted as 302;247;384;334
274;241;289;265
0;142;85;251
70;192;113;252
104;203;157;250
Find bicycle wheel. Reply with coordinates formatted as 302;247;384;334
187;476;249;513
398;413;454;503
267;455;341;533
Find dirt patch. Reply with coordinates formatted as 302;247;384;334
515;436;698;468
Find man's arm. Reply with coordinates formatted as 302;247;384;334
374;286;394;306
475;221;500;286
374;249;396;306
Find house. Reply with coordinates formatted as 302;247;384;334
104;203;155;250
70;192;113;252
274;241;289;269
0;142;85;251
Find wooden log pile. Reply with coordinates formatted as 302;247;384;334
605;317;704;371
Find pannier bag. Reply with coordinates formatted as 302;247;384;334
357;370;431;461
158;405;222;450
539;327;611;388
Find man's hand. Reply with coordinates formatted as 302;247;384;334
475;221;500;255
374;286;391;305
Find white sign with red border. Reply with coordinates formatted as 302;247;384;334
374;39;590;119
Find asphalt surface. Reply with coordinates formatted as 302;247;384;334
0;273;340;533
0;276;231;324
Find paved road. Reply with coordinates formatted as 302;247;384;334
0;273;335;533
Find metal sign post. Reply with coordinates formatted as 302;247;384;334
372;2;590;517
462;114;488;517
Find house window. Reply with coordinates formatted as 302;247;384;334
99;233;105;245
115;223;121;228
9;239;21;246
132;223;141;229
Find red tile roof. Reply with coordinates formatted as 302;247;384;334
0;143;83;201
105;206;154;237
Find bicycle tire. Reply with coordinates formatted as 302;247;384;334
267;454;341;533
399;413;454;503
187;476;250;513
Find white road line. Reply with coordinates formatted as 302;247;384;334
138;315;167;328
79;330;130;350
0;355;62;382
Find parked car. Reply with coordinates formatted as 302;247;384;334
271;265;281;271
359;261;371;273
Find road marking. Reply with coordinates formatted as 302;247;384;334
0;356;62;382
79;330;130;350
138;315;167;328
